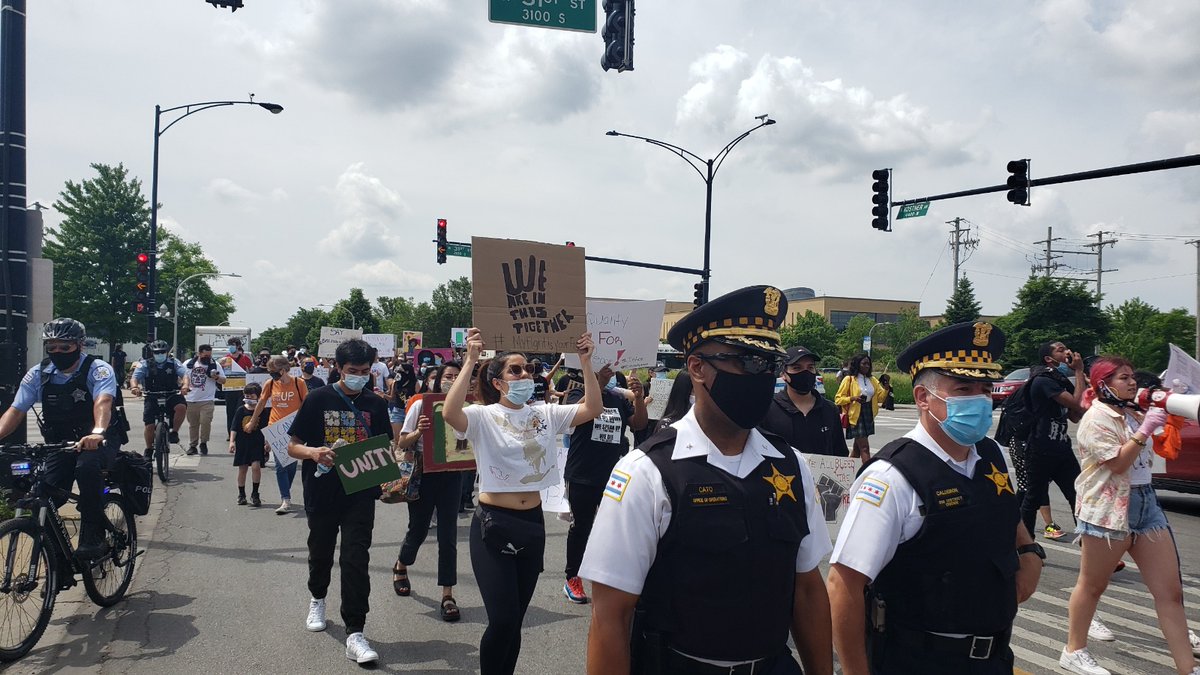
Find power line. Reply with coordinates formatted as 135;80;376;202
1106;272;1195;285
917;242;949;303
947;217;979;289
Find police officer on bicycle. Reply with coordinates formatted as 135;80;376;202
0;318;122;560
130;340;188;459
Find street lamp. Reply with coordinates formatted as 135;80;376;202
866;321;892;357
173;272;241;353
146;98;283;343
605;116;776;304
318;304;357;330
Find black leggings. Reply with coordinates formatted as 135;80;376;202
1021;447;1079;537
399;471;462;587
470;503;545;675
565;481;604;579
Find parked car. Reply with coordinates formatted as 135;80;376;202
992;367;1031;408
1152;418;1200;494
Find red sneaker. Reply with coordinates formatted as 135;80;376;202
563;576;589;604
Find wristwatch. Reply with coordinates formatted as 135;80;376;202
91;427;107;435
1017;543;1046;562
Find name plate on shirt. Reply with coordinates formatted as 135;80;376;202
334;435;400;494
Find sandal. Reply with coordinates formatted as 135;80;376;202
440;596;460;622
392;561;411;596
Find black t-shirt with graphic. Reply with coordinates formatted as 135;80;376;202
287;384;393;511
1028;368;1073;454
563;388;633;487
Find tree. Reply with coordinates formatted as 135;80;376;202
156;232;234;354
423;277;473;348
836;314;877;362
44;163;150;347
883;308;934;359
1102;299;1196;372
942;277;983;325
780;311;838;359
994;276;1108;368
331;288;380;334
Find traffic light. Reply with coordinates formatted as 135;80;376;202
1006;159;1031;206
692;281;707;308
134;252;150;313
600;0;634;72
871;168;891;231
206;0;244;11
436;218;447;264
565;241;575;247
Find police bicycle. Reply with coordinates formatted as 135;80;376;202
143;389;179;482
0;442;139;661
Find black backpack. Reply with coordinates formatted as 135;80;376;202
112;451;153;516
995;369;1054;444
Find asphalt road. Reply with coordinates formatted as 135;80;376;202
6;400;1200;674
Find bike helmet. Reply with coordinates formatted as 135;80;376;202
149;340;170;353
41;318;86;343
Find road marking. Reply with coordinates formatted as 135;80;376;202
1042;539;1142;572
173;453;201;468
1018;603;1178;670
1010;639;1065;672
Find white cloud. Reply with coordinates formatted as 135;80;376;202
317;163;410;259
346;259;439;291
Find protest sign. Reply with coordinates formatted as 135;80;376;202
472;237;586;353
562;298;665;370
333;435;400;495
364;333;396;356
289;367;301;378
417;393;478;472
313;366;330;382
645;377;674;420
802;454;860;535
539;435;572;514
220;357;246;391
1164;343;1200;394
401;331;423;354
318;326;363;358
246;372;271;389
450;327;469;348
414;348;454;369
262;412;298;467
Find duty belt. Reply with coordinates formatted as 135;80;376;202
665;649;781;675
887;625;1011;661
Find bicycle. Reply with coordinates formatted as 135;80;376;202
0;442;139;661
141;389;179;482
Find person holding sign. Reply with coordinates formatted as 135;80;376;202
443;327;602;675
249;356;309;514
286;338;393;665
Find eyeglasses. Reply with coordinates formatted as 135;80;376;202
694;352;783;376
503;363;539;377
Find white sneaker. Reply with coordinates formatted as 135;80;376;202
1088;618;1116;642
1059;647;1111;675
275;500;290;515
305;597;327;632
1190;629;1200;656
345;632;379;664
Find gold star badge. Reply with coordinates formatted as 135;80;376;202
763;464;796;503
984;463;1014;495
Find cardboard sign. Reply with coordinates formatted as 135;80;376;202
333;435;400;495
471;237;586;353
364;333;396;356
562;299;665;370
401;331;424;354
318;326;363;358
450;327;469;349
416;393;478;472
802;454;860;533
262;412;298;468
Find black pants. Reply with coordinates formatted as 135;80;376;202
1021;446;1079;537
870;638;1014;675
565;481;604;579
399;471;462;587
45;443;117;536
224;392;243;432
470;504;545;675
307;496;376;635
460;470;476;507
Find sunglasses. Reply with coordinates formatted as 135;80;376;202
695;352;784;376
503;363;539;377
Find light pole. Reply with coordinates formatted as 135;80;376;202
173;272;241;354
318;304;357;330
866;322;891;357
606;116;776;304
146;98;283;343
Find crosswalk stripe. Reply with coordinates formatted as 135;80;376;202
1010;638;1067;672
1017;605;1178;670
174;454;201;468
1101;582;1200;608
1041;539;1143;572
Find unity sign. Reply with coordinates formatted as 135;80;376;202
472;237;586;353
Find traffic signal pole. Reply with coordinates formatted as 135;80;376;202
0;0;27;443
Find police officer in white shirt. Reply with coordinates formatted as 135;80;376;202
581;285;833;675
826;322;1044;675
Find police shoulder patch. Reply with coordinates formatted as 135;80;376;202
93;366;112;381
855;476;889;508
604;469;631;502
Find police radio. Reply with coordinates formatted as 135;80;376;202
1138;387;1200;422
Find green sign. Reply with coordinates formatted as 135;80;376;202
488;0;596;33
446;242;472;258
333;435;400;495
897;202;930;219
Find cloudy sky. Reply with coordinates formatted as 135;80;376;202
28;1;1199;331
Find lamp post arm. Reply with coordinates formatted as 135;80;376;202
711;120;774;180
173;272;227;353
608;131;708;180
158;100;281;135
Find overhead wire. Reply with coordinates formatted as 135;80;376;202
917;242;949;302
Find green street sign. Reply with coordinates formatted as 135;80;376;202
333;435;400;495
488;0;596;33
446;242;472;258
897;202;930;219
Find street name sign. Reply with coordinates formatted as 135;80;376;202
446;242;472;258
897;202;930;219
488;0;596;33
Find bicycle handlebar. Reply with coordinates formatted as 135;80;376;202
0;442;78;456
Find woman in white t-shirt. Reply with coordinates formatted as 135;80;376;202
444;327;601;675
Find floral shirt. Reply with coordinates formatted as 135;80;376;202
1075;402;1143;532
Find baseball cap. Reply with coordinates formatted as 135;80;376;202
784;346;819;366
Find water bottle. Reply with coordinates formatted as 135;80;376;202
316;439;346;477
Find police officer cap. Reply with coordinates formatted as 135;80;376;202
667;285;788;358
42;318;86;343
897;321;1006;382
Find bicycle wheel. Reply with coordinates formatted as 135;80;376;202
154;421;169;483
82;495;137;607
0;518;58;662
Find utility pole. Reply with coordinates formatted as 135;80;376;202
1032;226;1062;277
1191;240;1200;359
946;217;979;288
0;0;28;444
1084;231;1118;305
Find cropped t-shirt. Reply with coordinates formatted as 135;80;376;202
463;402;580;493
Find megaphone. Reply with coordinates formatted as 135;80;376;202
1138;387;1200;421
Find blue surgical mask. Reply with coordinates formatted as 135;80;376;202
1057;362;1071;377
605;379;617;391
928;392;994;446
504;379;535;406
342;373;370;392
153;353;167;364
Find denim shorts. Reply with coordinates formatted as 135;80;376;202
1076;484;1170;541
388;405;405;426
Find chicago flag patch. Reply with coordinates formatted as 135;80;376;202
855;477;889;507
604;470;631;502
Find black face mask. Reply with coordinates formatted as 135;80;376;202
269;371;283;381
704;370;777;429
303;364;315;375
48;349;80;370
786;370;818;394
200;356;211;364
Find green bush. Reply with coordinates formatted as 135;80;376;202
823;372;914;405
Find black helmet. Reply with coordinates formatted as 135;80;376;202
42;318;86;343
149;340;170;353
